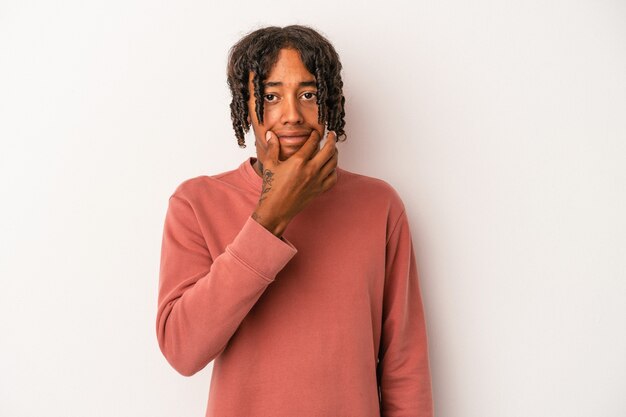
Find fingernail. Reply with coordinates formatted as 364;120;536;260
265;131;271;141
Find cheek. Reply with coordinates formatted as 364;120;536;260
308;104;324;126
263;106;282;123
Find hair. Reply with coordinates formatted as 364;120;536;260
226;24;347;148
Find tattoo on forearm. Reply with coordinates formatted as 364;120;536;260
259;169;274;202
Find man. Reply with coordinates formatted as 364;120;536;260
156;25;434;417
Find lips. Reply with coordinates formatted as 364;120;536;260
278;131;310;137
279;135;309;145
277;131;311;145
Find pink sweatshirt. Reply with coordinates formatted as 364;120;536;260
156;157;433;417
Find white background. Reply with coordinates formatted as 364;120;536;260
1;1;624;416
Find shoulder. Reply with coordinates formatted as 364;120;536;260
336;166;407;219
168;175;209;201
167;165;244;202
337;167;406;208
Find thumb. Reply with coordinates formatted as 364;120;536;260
265;130;280;163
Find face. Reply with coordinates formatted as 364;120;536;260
247;48;326;161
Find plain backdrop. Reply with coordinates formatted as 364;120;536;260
1;0;624;416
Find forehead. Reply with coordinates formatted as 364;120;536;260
248;48;316;87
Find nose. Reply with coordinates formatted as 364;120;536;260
280;95;304;125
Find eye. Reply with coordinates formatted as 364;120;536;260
263;94;277;102
302;92;317;100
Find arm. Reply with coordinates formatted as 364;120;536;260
156;194;297;376
377;209;434;416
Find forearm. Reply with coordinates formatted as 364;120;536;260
379;210;434;415
157;196;297;376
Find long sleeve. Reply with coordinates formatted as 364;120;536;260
377;209;434;417
156;193;297;377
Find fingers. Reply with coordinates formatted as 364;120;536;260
256;130;280;168
310;130;337;171
318;141;338;179
293;130;322;161
266;131;280;163
320;157;339;191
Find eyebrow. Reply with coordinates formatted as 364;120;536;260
263;80;317;88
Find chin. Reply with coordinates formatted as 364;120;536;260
279;148;300;161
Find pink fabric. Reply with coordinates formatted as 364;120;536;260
156;157;433;416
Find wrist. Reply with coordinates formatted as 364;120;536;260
251;210;289;238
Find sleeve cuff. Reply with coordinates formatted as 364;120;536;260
225;215;298;282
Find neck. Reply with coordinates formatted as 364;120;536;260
253;159;264;177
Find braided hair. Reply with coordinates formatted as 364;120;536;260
226;25;347;148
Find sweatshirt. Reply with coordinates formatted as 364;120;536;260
156;156;434;417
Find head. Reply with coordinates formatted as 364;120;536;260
226;25;347;160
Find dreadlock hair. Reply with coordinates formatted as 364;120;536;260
226;24;347;148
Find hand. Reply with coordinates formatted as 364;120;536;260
251;129;339;237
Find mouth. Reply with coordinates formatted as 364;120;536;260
278;135;309;145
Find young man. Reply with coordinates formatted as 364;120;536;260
156;25;434;417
